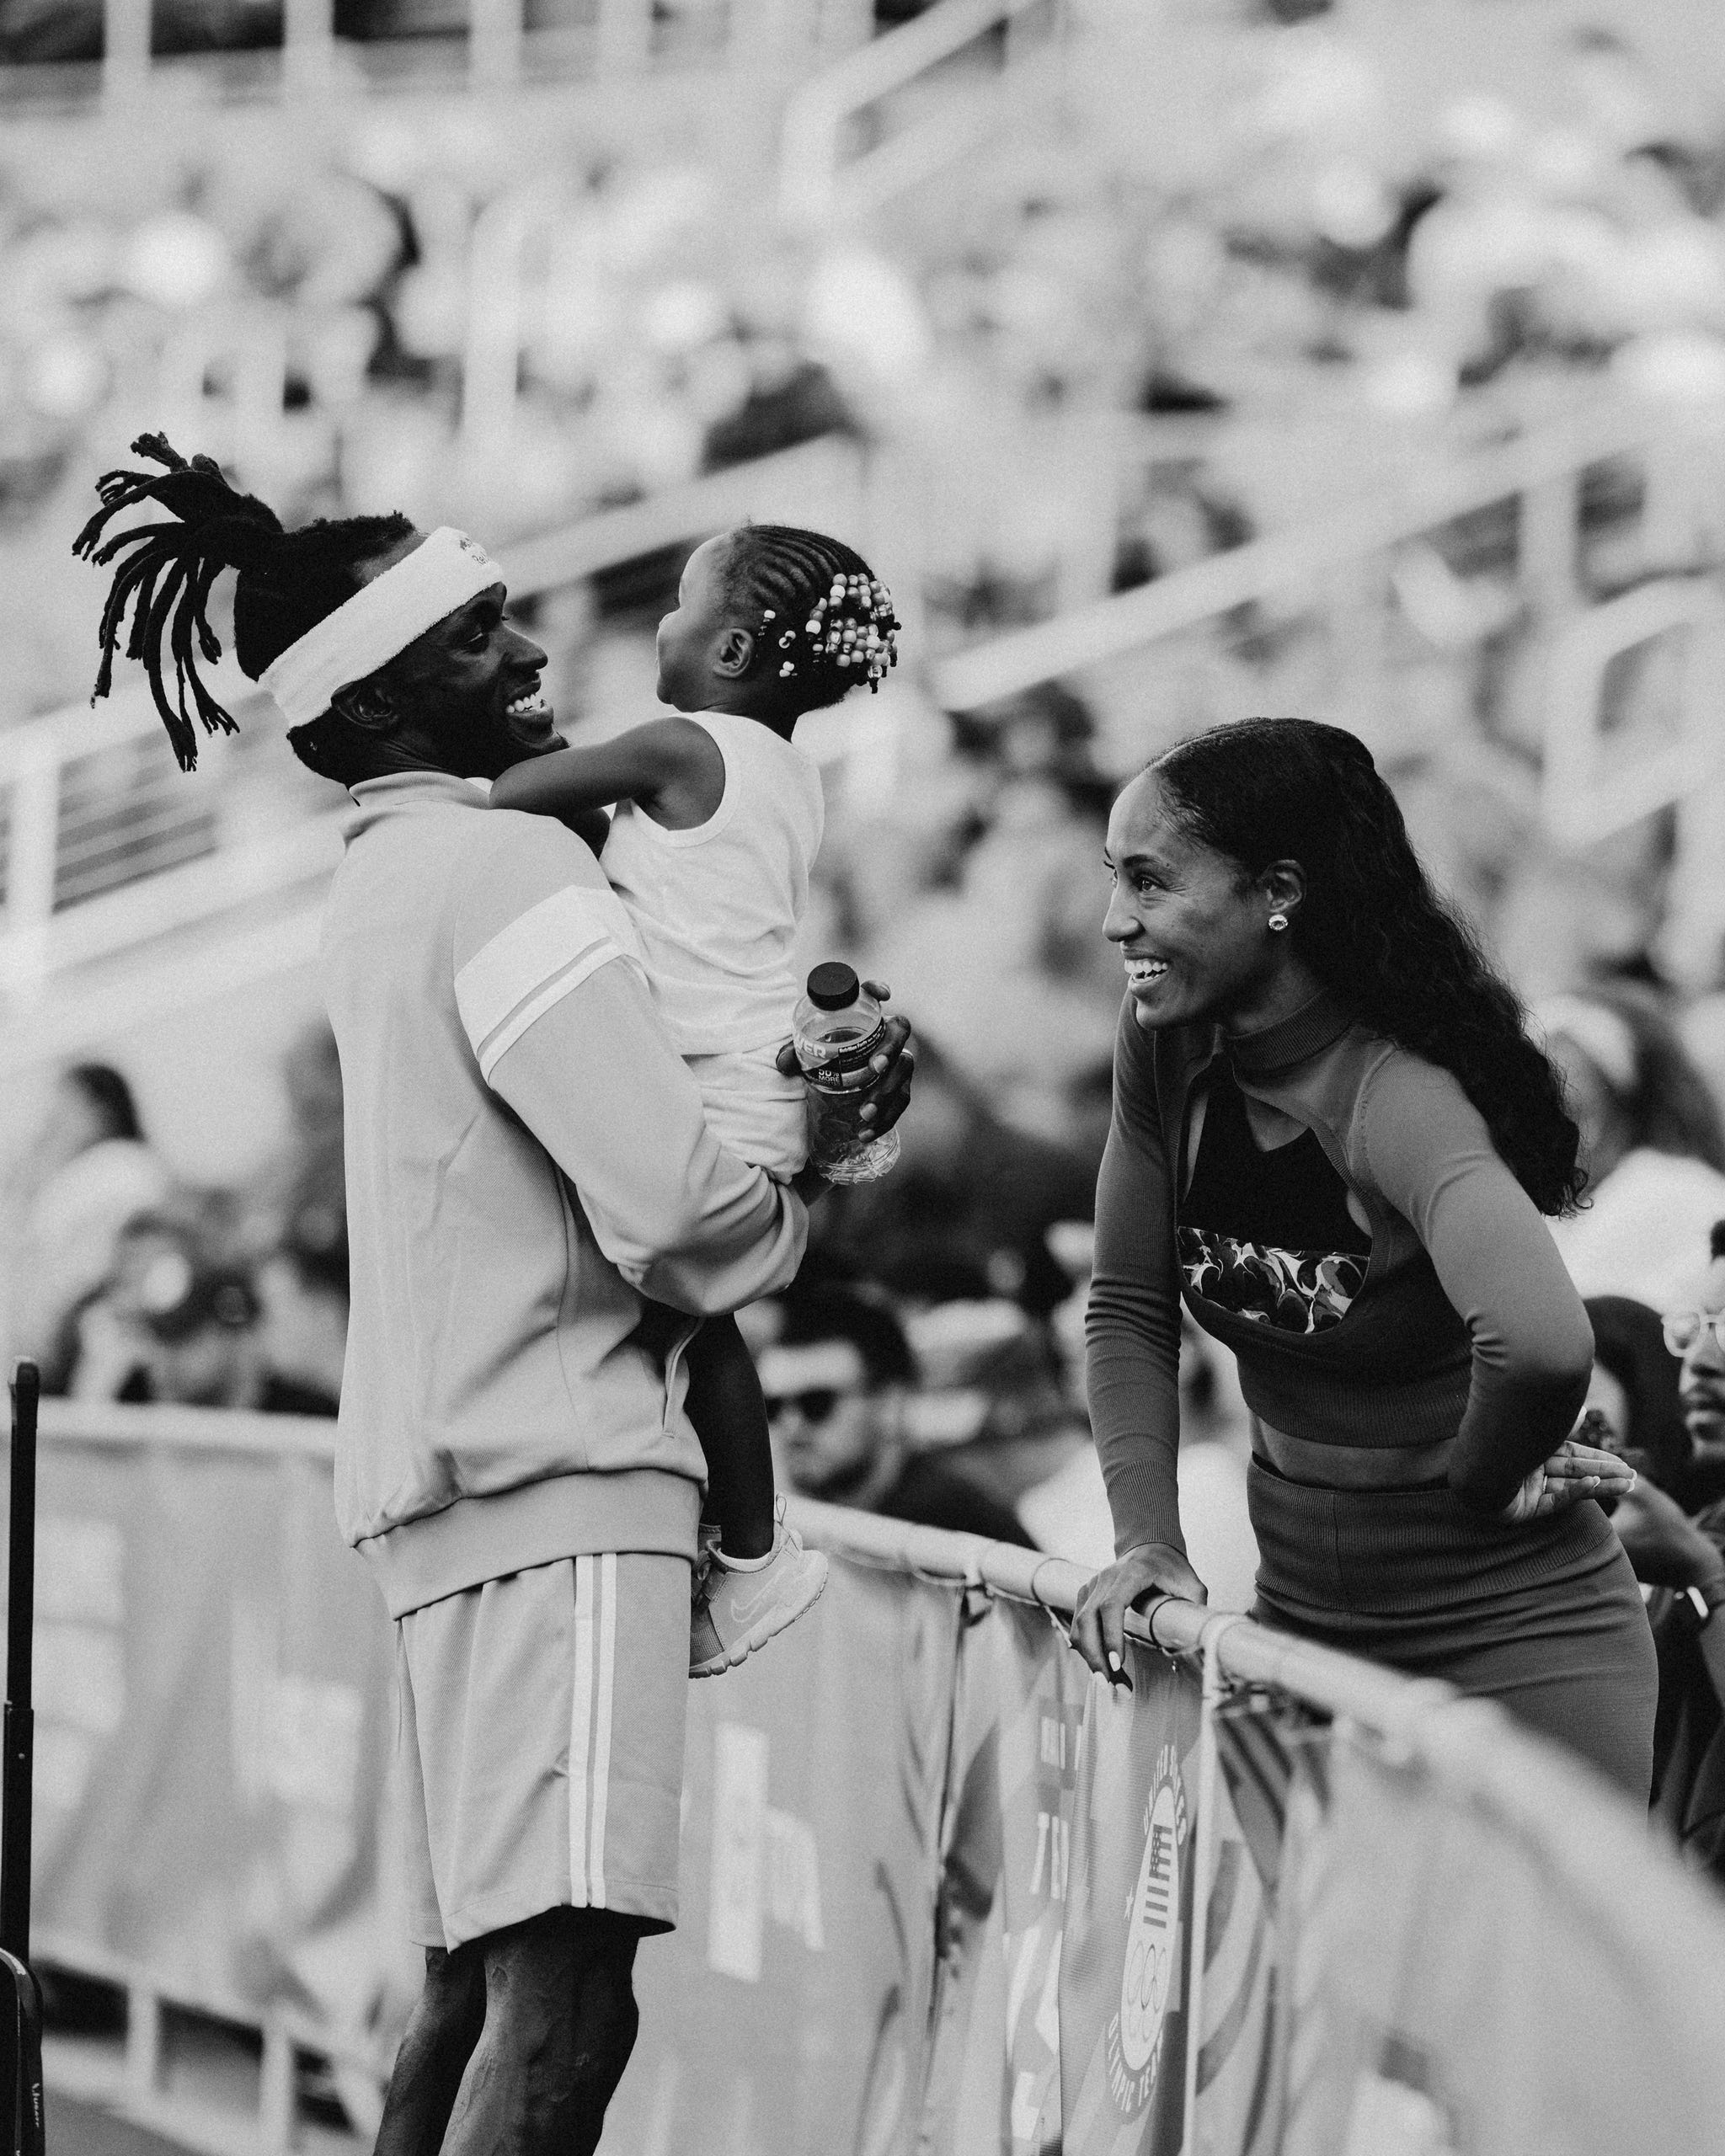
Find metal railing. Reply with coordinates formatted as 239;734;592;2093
29;1399;1725;2156
6;389;1721;1049
921;392;1725;990
35;1379;1688;1783
777;0;1065;226
2;0;873;109
930;394;1679;714
0;433;867;1032
808;1495;1725;2156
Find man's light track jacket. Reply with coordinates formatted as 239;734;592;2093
322;770;809;1618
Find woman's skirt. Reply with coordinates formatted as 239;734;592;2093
1247;1457;1658;1801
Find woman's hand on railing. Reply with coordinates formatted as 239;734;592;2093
1069;1542;1208;1691
1497;1433;1635;1525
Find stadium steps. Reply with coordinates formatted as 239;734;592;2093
0;387;1688;1079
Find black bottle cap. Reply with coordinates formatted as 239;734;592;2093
806;961;861;1011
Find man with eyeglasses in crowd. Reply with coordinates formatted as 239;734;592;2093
1605;1219;1725;1874
1669;1219;1725;1502
1605;1222;1725;1628
756;1283;1034;1548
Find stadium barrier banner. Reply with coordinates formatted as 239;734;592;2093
916;1588;1012;2156
604;1554;962;2156
917;1593;1090;2156
22;1414;1725;2156
1275;1726;1725;2156
1187;1689;1318;2156
25;1430;417;2050
1058;1636;1203;2156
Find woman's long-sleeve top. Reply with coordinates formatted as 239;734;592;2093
1086;988;1594;1556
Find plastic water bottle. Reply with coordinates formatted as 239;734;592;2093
792;963;900;1183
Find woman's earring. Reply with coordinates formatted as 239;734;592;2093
1268;912;1290;932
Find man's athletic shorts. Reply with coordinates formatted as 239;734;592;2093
394;1552;690;1950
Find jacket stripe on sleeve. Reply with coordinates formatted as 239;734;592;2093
455;885;647;1081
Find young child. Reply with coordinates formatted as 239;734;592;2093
490;522;900;1676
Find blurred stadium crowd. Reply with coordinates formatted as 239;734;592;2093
7;0;1725;1863
8;8;1725;711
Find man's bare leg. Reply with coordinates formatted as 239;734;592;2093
373;1945;486;2156
441;1907;644;2156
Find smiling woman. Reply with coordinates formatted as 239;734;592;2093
1073;716;1660;1802
1103;769;1322;1056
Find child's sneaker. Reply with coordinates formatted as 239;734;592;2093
690;1499;827;1678
690;1519;724;1619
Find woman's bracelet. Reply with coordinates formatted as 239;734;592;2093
1684;1568;1725;1625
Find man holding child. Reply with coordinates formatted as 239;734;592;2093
75;440;914;2156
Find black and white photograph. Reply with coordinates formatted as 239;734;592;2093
2;0;1725;2150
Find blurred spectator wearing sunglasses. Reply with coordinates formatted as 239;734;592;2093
756;1283;1034;1549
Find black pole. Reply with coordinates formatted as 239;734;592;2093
3;1362;37;1968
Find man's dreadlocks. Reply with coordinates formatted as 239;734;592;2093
75;434;412;772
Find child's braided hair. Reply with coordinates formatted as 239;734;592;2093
74;433;414;771
720;524;900;712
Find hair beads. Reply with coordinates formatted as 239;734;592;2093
721;523;899;712
761;569;899;692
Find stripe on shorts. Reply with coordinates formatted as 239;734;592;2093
590;1552;617;1906
568;1553;619;1908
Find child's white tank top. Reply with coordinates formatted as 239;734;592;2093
600;710;825;1057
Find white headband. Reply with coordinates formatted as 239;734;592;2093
1534;993;1640;1096
259;526;502;728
